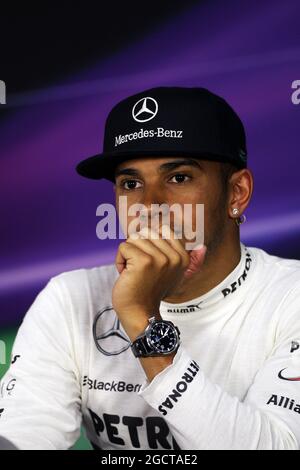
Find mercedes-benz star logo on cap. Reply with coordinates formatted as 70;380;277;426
132;96;158;122
93;306;131;356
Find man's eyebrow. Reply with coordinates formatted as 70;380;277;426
114;159;203;179
114;168;140;178
158;159;203;172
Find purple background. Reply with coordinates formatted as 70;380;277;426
1;0;300;327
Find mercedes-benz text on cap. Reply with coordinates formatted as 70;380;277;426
76;86;248;182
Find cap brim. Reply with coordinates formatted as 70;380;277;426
76;152;136;182
76;150;246;182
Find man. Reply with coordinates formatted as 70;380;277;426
1;86;300;450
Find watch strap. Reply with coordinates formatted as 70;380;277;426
131;336;154;357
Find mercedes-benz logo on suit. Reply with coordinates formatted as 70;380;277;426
93;306;131;356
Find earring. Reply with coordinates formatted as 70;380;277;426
235;214;247;226
232;208;246;226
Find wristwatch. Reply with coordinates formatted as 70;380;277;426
131;316;181;358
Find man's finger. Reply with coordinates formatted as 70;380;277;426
127;228;183;268
115;241;151;274
157;225;191;268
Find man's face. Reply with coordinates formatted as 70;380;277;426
114;157;230;254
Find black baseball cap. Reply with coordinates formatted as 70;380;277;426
76;86;247;182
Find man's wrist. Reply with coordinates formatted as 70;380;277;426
117;309;178;383
118;311;155;343
139;351;177;382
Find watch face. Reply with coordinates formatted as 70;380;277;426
146;321;179;354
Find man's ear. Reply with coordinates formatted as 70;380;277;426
228;168;253;218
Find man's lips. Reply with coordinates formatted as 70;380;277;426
184;244;207;278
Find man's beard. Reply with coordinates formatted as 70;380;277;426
204;205;228;264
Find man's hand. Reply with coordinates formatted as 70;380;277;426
112;225;206;341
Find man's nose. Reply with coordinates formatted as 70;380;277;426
140;185;166;208
136;188;166;220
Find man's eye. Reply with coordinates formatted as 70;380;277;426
121;180;142;190
169;173;191;184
